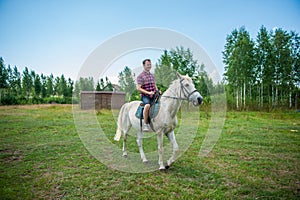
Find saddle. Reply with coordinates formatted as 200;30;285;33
135;91;161;130
135;101;160;120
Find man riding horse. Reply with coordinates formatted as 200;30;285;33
136;59;159;132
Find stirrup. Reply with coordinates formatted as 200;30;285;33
143;123;150;132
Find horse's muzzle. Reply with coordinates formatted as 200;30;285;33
197;97;203;105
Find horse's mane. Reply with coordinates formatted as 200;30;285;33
163;75;192;96
168;79;180;89
162;79;179;96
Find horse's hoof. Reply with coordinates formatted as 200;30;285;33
123;155;128;158
143;160;149;164
160;168;167;172
159;167;167;172
165;165;170;169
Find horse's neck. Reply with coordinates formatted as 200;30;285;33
161;80;182;118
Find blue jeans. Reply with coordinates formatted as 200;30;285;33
141;96;152;105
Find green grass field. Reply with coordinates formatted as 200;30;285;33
0;105;299;199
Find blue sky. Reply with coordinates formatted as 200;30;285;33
0;0;299;83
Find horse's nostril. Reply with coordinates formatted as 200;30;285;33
197;97;202;104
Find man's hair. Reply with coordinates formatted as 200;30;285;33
142;59;151;65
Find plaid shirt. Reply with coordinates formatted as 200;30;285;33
137;70;156;97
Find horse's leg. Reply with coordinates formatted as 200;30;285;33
122;116;131;158
166;130;179;169
137;130;148;163
157;131;165;170
122;132;128;158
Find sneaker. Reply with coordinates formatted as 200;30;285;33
143;123;150;132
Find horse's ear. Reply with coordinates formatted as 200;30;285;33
176;72;182;79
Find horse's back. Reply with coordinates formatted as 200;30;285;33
121;100;140;109
119;101;139;110
127;101;141;114
119;101;141;119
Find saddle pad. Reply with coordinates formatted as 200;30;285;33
135;104;144;119
149;101;160;119
135;101;160;119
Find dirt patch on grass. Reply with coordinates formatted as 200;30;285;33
0;149;23;163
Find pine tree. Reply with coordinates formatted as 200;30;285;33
194;63;213;98
6;64;12;91
46;74;54;97
11;66;22;96
100;78;105;90
118;66;136;101
74;77;95;98
96;81;101;91
67;78;73;97
54;76;60;96
22;67;33;98
58;75;68;97
40;74;47;98
34;74;42;97
155;50;177;92
169;47;198;77
104;76;113;91
0;57;8;89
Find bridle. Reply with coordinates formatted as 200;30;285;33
148;78;199;132
161;79;199;103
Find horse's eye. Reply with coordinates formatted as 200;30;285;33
185;83;189;87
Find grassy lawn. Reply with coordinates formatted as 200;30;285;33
0;105;299;199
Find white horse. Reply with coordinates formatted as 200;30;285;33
114;72;203;170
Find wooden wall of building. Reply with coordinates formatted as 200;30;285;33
80;91;125;110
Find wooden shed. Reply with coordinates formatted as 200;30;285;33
80;91;126;110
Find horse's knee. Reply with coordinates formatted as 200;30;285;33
157;144;163;154
136;138;142;147
123;133;128;141
174;147;179;154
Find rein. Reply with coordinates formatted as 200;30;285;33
144;78;198;132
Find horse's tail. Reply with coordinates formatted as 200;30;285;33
114;103;126;141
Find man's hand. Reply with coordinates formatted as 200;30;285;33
148;91;154;96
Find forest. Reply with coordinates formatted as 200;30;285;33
0;26;299;110
0;58;114;105
223;26;299;110
0;60;74;105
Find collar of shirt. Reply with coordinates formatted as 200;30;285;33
143;70;151;75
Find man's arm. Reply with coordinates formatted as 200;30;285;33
137;84;154;96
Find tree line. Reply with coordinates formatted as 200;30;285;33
0;57;117;105
223;26;299;110
1;25;299;110
73;76;114;99
0;57;74;105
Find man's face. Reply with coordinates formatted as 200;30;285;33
143;61;151;71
